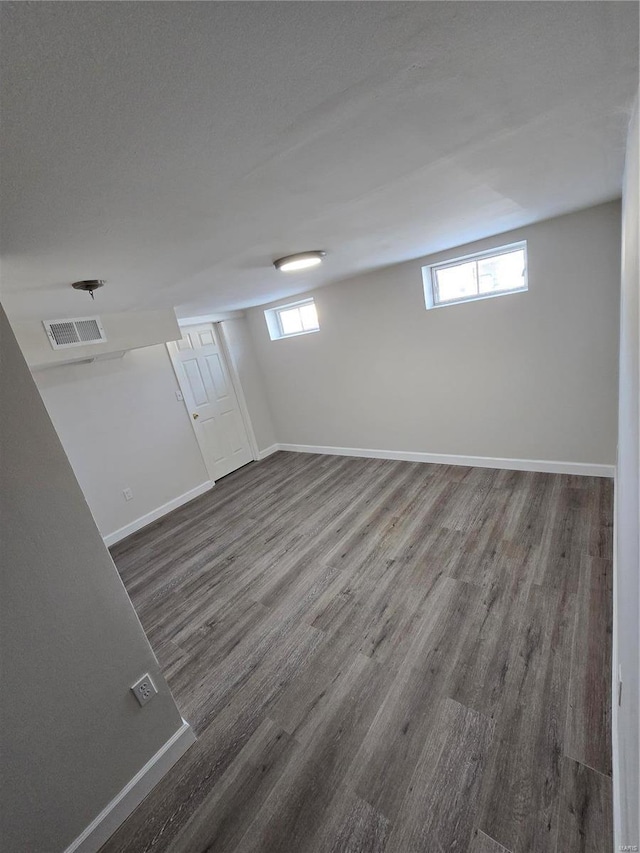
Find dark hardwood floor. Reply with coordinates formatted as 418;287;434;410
101;451;613;853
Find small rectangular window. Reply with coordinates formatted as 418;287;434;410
265;298;320;340
423;241;527;309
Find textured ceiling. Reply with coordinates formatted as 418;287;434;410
1;2;637;321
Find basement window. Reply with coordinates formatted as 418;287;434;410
265;298;320;340
423;241;528;309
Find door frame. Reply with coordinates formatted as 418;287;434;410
215;322;260;462
168;320;259;480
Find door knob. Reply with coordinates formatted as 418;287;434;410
192;413;199;420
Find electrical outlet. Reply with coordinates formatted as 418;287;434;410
123;487;133;502
131;674;158;707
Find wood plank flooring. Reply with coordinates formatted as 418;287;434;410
100;451;613;853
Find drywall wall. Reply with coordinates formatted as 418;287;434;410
12;307;181;369
614;97;639;849
35;343;210;541
221;317;277;452
247;202;621;466
0;305;188;852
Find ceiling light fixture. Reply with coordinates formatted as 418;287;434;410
71;279;105;300
273;251;325;272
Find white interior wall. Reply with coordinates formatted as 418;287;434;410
35;343;210;541
247;202;621;468
613;97;639;849
34;317;276;544
0;305;189;852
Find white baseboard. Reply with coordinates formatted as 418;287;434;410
65;720;196;853
256;444;279;460
104;481;213;547
276;443;615;478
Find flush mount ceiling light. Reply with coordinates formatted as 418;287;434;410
273;251;325;272
71;279;105;300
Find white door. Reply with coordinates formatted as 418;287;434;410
167;323;254;481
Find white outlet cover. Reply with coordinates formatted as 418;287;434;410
123;487;133;502
131;673;158;707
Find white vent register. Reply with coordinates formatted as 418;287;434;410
43;316;107;349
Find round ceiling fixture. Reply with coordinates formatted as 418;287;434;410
71;279;105;300
273;251;325;272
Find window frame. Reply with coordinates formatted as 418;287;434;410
264;297;320;341
423;240;528;310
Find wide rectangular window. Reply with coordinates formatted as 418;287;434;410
265;298;320;340
423;241;527;309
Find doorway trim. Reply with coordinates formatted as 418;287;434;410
215;322;260;462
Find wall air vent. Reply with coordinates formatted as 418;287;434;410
43;316;107;350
